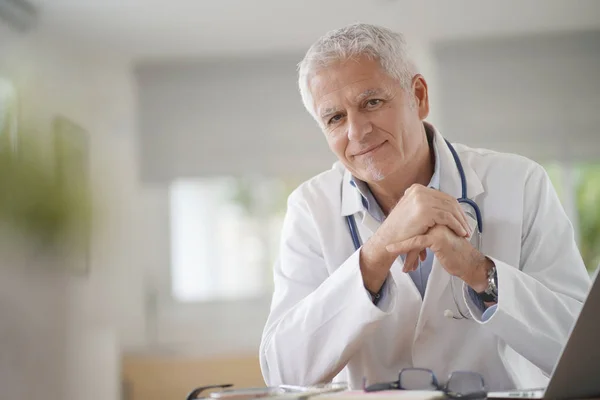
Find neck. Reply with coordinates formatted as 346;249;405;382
368;131;434;216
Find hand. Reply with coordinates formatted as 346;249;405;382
385;225;492;292
378;184;472;244
360;184;472;293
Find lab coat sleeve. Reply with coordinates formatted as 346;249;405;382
463;162;591;376
259;190;398;386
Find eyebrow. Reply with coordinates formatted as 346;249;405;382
318;88;388;119
355;88;385;103
319;106;340;120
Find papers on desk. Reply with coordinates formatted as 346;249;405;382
311;390;446;400
265;389;445;400
188;383;445;400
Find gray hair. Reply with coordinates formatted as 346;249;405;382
298;23;418;121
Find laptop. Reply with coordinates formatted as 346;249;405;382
488;268;600;399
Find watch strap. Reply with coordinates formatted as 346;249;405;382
366;280;385;306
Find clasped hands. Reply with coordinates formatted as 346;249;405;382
359;184;492;295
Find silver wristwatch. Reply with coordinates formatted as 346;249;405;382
477;264;498;303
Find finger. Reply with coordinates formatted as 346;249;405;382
413;256;422;271
410;250;421;271
403;186;470;235
455;201;471;235
456;204;471;236
440;199;471;236
430;208;467;237
386;235;430;257
403;250;420;273
420;249;427;262
421;190;471;235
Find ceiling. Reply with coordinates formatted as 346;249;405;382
25;0;600;62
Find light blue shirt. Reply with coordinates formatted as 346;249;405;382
350;135;496;319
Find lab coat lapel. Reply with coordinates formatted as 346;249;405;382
340;165;388;238
340;167;364;218
339;167;379;250
415;125;486;335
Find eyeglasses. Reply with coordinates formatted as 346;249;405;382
186;384;234;400
365;368;487;399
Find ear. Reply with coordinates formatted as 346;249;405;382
411;74;430;120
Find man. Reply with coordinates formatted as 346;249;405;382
259;23;590;391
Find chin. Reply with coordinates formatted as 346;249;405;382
353;153;397;182
361;161;391;182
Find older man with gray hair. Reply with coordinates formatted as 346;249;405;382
259;23;589;392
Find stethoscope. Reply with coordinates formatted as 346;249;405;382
345;139;483;320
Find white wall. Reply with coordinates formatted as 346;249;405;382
136;54;332;182
434;31;600;162
0;26;144;399
8;38;146;350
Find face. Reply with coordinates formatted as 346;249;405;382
308;56;429;183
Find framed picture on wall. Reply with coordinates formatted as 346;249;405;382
52;115;91;275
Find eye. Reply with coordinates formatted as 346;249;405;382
327;114;344;125
365;99;382;108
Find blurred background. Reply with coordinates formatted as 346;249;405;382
0;1;599;399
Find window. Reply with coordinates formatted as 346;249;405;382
169;176;298;302
546;162;600;272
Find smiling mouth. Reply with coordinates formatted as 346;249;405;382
354;142;386;156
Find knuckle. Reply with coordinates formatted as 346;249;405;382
415;196;430;211
425;217;436;229
406;183;424;196
416;202;426;214
436;210;449;223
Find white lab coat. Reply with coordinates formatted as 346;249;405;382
259;125;591;391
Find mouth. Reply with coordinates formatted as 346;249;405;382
354;141;386;157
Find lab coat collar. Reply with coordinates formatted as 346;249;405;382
341;168;365;217
340;122;485;217
428;122;485;203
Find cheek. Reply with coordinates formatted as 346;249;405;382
325;129;349;158
372;106;403;131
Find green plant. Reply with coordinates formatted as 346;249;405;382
547;163;600;272
0;130;91;248
577;165;600;271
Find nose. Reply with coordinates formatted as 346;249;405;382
347;112;373;142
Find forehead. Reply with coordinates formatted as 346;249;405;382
308;57;398;115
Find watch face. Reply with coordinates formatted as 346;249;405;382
479;267;498;302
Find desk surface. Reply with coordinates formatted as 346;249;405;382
122;354;264;400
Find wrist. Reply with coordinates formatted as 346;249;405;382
464;253;494;293
360;236;396;293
